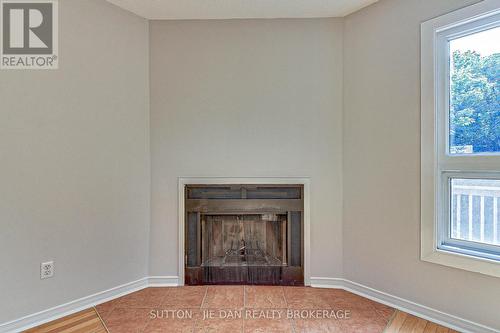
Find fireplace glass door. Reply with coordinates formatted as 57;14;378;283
184;185;303;285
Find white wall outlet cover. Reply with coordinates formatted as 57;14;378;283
40;261;54;279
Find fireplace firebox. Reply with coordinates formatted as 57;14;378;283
184;184;304;285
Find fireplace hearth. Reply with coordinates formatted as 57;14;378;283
184;184;304;285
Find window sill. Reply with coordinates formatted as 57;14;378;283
421;247;500;278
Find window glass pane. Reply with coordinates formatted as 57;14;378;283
449;27;500;155
451;178;500;246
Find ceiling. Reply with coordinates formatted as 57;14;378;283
106;0;379;20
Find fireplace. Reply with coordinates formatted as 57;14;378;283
184;184;304;285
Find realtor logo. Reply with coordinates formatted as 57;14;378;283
1;0;58;69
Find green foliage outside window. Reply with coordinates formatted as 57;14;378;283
450;50;499;153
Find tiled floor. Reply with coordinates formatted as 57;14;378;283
95;286;395;333
23;286;461;333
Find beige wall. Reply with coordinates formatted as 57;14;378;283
343;0;500;329
0;0;150;323
149;19;344;279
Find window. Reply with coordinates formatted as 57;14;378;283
421;0;500;277
449;27;500;155
442;176;500;261
450;179;500;247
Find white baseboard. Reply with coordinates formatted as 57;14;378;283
309;277;345;289
148;275;180;287
0;277;150;333
2;276;497;333
311;277;499;333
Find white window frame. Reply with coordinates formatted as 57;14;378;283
421;0;500;278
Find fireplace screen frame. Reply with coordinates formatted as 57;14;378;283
183;183;305;286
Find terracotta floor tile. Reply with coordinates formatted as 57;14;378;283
320;289;379;311
95;297;122;317
292;318;345;333
283;287;330;309
143;314;196;333
339;309;387;333
202;286;244;309
117;288;168;309
347;308;384;319
101;308;151;333
244;317;294;333
95;287;394;333
371;302;395;322
162;286;208;308
194;318;244;333
245;286;287;309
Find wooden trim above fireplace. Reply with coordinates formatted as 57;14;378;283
185;198;303;214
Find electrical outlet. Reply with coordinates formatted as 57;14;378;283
41;261;54;279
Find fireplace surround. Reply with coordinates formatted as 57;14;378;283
181;181;307;286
